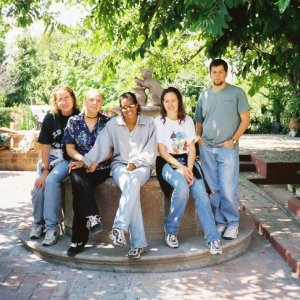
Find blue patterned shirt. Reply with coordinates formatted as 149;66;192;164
62;112;110;169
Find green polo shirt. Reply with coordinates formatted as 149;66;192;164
194;83;250;146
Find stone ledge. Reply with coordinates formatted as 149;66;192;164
19;227;253;273
63;177;202;242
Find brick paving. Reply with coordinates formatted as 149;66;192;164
0;134;300;299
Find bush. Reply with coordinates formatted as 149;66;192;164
0;107;14;128
0;106;35;130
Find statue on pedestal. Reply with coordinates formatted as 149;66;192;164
134;68;164;107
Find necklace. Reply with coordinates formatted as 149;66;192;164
85;114;98;119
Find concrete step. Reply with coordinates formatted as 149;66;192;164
19;227;253;273
240;161;256;172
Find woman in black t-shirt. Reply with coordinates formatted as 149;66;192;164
30;85;79;247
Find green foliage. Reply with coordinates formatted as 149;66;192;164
0;107;14;127
0;106;35;129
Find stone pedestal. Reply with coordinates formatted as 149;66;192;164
63;177;201;243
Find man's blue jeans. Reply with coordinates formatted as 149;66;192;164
112;163;150;248
162;162;220;244
31;158;69;231
199;144;239;227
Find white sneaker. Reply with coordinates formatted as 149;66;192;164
30;224;44;239
223;226;239;240
165;233;179;248
216;224;226;236
42;229;59;246
208;240;222;255
109;228;127;247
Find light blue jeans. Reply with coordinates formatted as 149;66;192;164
162;161;220;243
112;163;150;248
31;158;69;231
199;144;239;227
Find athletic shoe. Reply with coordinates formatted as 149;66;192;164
109;228;127;247
67;242;87;257
87;215;103;234
30;224;44;239
126;247;145;259
223;226;239;240
165;233;179;248
42;229;59;246
216;224;226;236
208;240;222;255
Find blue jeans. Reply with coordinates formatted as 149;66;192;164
199;144;239;227
31;158;69;230
162;162;220;243
112;163;150;248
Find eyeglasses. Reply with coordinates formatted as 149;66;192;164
57;98;72;104
120;104;136;110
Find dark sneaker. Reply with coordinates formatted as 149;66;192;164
216;224;226;236
42;229;59;246
109;228;127;247
126;247;145;259
87;215;103;234
208;240;222;255
165;233;179;248
30;224;44;239
67;242;87;257
223;226;239;240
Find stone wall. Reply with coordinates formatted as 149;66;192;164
63;177;202;243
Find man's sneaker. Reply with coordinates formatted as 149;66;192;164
223;226;239;240
126;247;145;259
42;229;59;246
30;224;44;239
216;224;226;236
109;228;127;247
208;240;222;255
165;233;179;248
87;215;103;234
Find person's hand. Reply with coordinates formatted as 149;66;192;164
86;163;98;173
126;163;136;172
222;139;235;148
34;172;48;190
68;161;84;173
177;164;194;186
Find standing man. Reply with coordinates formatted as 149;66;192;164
194;59;250;240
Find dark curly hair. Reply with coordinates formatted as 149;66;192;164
119;92;141;114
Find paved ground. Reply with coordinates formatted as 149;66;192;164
0;134;300;299
0;180;299;299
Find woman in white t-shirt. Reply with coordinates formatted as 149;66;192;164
154;87;222;255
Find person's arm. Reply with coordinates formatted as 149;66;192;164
82;125;113;167
195;122;204;145
223;110;250;148
66;144;85;172
129;121;157;168
34;144;51;190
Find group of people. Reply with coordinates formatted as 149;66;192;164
29;58;250;259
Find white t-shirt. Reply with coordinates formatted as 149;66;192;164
154;115;198;154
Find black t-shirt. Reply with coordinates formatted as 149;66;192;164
38;109;80;158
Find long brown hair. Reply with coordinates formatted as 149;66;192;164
49;85;78;114
160;87;186;124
